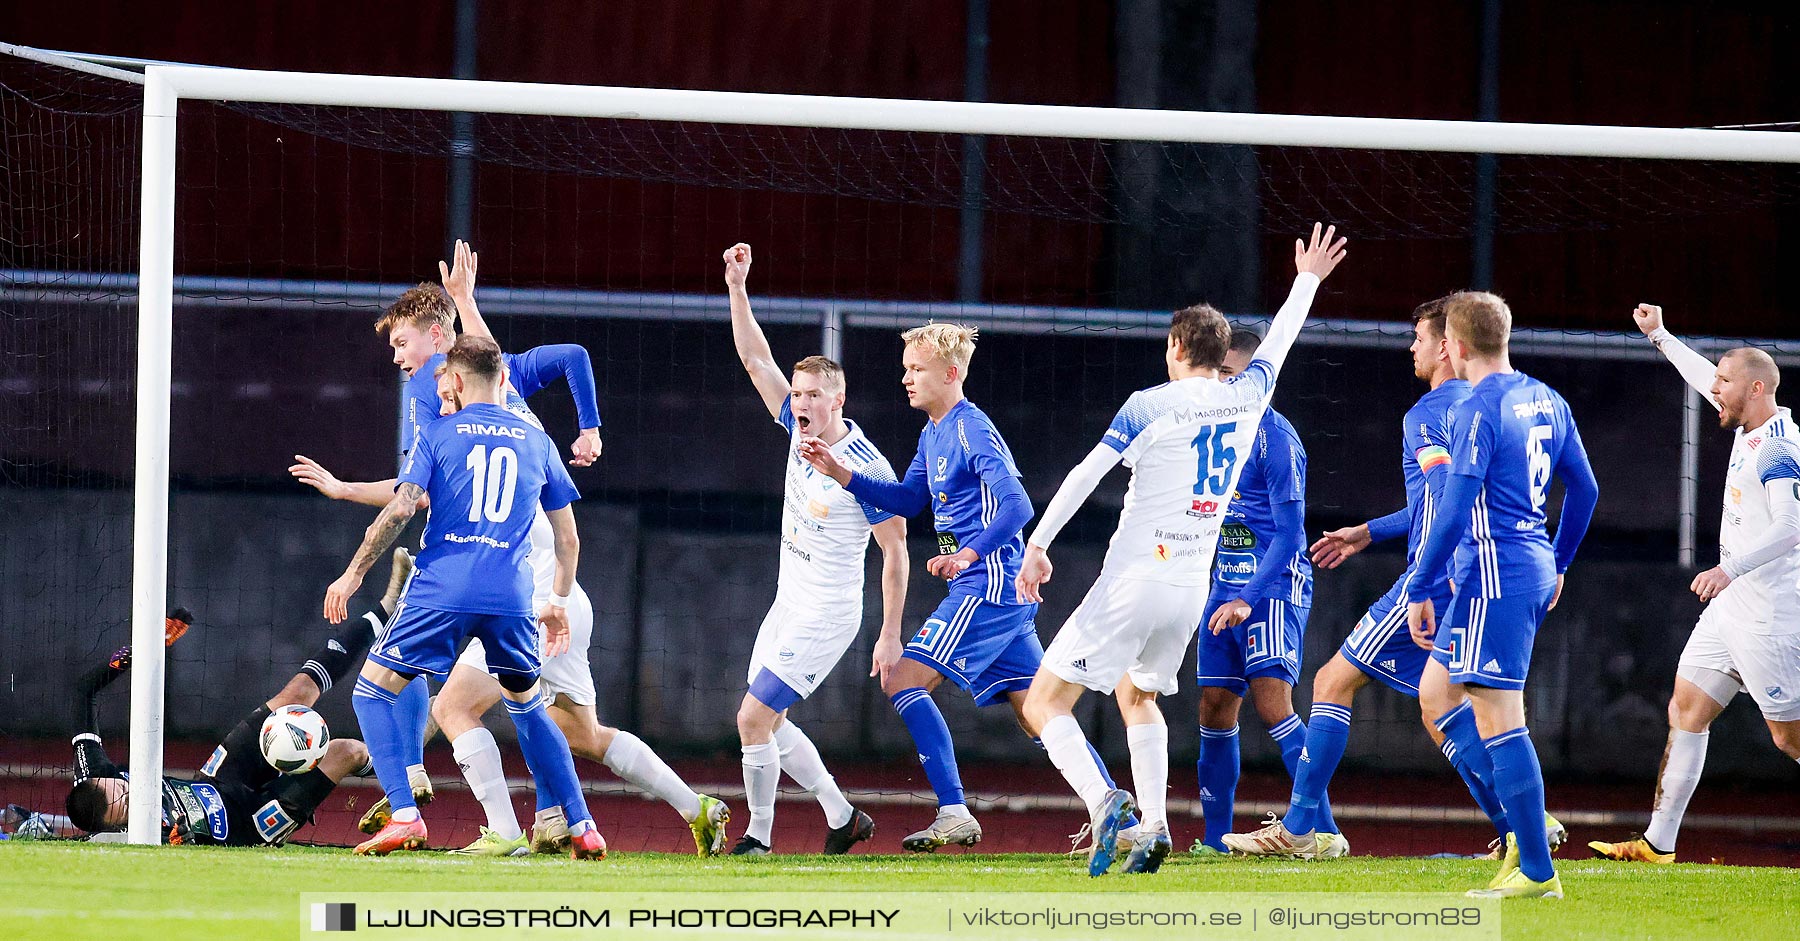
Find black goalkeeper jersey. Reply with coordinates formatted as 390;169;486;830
155;774;255;846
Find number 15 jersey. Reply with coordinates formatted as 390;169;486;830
1098;362;1278;587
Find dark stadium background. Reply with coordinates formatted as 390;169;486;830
3;1;1798;859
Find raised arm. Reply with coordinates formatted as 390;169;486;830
1634;304;1720;411
1235;223;1348;391
724;243;791;419
440;239;491;340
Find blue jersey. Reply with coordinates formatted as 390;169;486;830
1401;380;1472;570
1215;407;1313;607
1443;372;1582;597
398;345;601;471
397;402;581;615
910;399;1029;605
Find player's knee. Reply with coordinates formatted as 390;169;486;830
1197;687;1241;728
736;696;777;737
1312;657;1362;705
1248;682;1294;725
1769;722;1800;759
326;737;369;767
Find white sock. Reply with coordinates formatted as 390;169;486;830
741;741;780;844
1127;722;1170;834
390;807;420;823
1645;728;1709;852
940;802;972;819
773;721;854;828
451;727;521;840
604;730;702;822
1040;714;1112;821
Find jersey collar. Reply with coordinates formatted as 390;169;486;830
1747;406;1792;438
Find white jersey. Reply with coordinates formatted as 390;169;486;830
772;401;896;620
1648;329;1800;635
1097;366;1276;586
1716;409;1800;633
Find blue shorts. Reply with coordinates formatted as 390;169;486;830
1339;575;1451;697
1429;584;1555;691
903;593;1041;707
1195;590;1309;696
371;603;541;682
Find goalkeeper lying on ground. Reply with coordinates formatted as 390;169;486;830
53;558;410;845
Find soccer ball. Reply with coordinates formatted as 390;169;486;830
259;704;330;774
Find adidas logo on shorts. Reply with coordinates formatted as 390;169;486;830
1071;658;1088;671
953;658;968;670
1379;659;1398;672
1482;659;1502;673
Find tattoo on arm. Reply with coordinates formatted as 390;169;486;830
351;483;422;575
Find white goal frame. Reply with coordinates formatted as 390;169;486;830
127;63;1800;843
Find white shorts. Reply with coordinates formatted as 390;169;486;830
747;598;861;700
455;586;597;706
1678;599;1800;722
1043;574;1209;696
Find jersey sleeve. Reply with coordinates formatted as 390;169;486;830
963;417;1023;483
1102;391;1154;455
1645;328;1722;412
1551;416;1599;574
1264;424;1306;506
1412;410;1454;481
1723;443;1800;579
1757;436;1800;485
1242;271;1323;387
855;455;899;525
396;426;437;493
397;369;442;472
541;437;581;512
1449;394;1496;479
776;397;797;434
506;345;602;429
846;440;931;517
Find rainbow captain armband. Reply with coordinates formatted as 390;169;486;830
1415;445;1452;473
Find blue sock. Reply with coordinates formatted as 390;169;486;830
1486;728;1554;883
1196;724;1239;850
505;694;594;832
1436;700;1510;837
395;676;430;768
1271;712;1339;834
891;688;964;808
353;676;422;815
1279;705;1348;835
1440;738;1508;840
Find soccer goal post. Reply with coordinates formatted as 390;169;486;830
121;61;1800;844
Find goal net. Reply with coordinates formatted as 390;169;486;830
4;47;1798;859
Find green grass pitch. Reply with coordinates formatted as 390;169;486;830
4;840;1792;940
